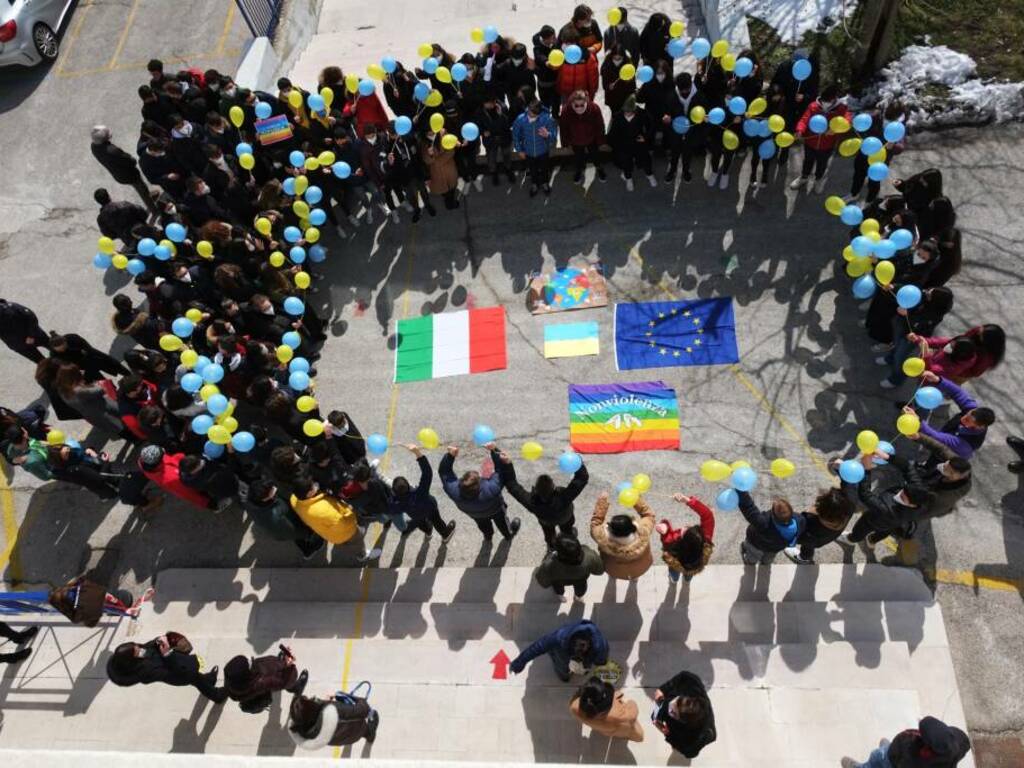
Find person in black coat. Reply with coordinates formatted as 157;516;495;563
178;454;239;507
532;26;561;119
843;450;932;546
603;7;641;62
0;299;50;363
881;285;953;388
139;139;186;199
389;443;457;539
608;95;656;190
785;481;857;564
476;93;516;186
95;188;148;242
183;175;233;228
738;491;807;564
107;633;227;702
653;670;717;758
90;125;156;210
768;51;819;161
48;333;127;381
224;646;308;713
665;73;710;183
639;12;672;69
497;451;588;548
636;60;675;151
866;240;939;344
325;410;367;465
495;43;537;108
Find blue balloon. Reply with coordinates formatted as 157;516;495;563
483;24;498;43
691;37;711;59
616;480;633;494
868;162;889;182
65;438;80;449
875;440;895;465
734;56;754;78
883;121;906;143
283;296;305;316
809;114;828;134
289;246;306;264
890;228;914;250
309;244;327;263
289;150;305;168
307;94;326;112
472;424;495;446
127;258;146;276
165;223;186;243
451;63;468;82
716;488;739;511
194;355;212;374
839;459;865;484
915;386;943;410
558;451;583;474
742;118;759;137
289;357;311;374
840;205;864;226
137;237;156;256
461;122;480;141
730;466;758;492
204;440;225;459
636;65;654;84
191;414;213;435
382;56;397;74
851;236;874;257
305;185;323;204
564;45;582;65
852;112;873;133
758;139;776;160
181;372;203;393
672;116;690;135
414;82;430;102
283;177;296;195
896;285;922;309
207;393;229;415
728;96;747;116
792;58;812;81
283;226;302;243
395;115;413;135
282;331;302;349
201;363;224;384
255;101;272;120
332;161;351;179
423;57;439;74
852;275;877;300
873;239;897;260
289;371;310;391
667;38;686;58
154;245;172;261
232;431;256;452
861;136;883;156
367;433;389;454
171;317;194;338
757;119;772;137
358;79;375;97
309;208;327;226
707;107;726;125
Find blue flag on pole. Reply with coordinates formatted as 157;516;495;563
614;298;740;370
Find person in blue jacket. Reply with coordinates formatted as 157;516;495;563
439;443;521;541
511;98;558;197
509;619;608;682
389;444;457;542
738;491;807;565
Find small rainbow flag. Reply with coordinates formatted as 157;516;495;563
568;381;680;454
255;114;293;145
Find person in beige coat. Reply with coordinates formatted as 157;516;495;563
590;491;656;579
421;130;460;210
570;676;644;742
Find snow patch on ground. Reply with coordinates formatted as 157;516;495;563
741;0;845;41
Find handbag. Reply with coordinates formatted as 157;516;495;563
334;680;371;705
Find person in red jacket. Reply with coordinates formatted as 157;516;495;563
790;83;851;193
559;90;607;183
656;493;715;582
139;444;214;510
556;29;600;101
117;375;161;441
343;88;389;139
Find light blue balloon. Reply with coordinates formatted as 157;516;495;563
231;431;256;452
851;236;874;257
691;37;711;59
636;65;654;84
564;45;582;65
423;57;439;74
840;205;864;226
307;94;326;112
730;466;758;492
852;275;876;300
283;296;305;316
852;112;873;132
358;79;375;97
451;63;468;82
616;481;633;494
171;317;194;338
672;116;690;135
757;119;772;138
309;209;327;226
305;185;323;204
289;150;305;168
191;414;213;435
809;114;828;134
127;258;146;276
742;118;759;137
201;363;224;384
137;238;157;256
382;56;397;74
484;24;498;43
792;58;812;81
367;433;389;454
332;161;351;179
728;96;747;116
667;38;686;59
758;139;776;160
558;452;583;474
309;245;327;263
194;355;211;374
154;245;172;261
283;177;296;195
461;122;480;141
289;371;310;391
204;440;225;459
66;438;80;449
472;424;495;446
915;386;943;410
707;107;726;125
868;162;889;182
283;226;302;243
875;440;895;465
734;57;754;78
181;373;203;393
255;101;272;119
289;246;306;264
395;115;413;135
839;459;865;484
207;393;229;416
873;239;897;260
883;121;905;143
282;331;301;349
861;136;883;156
896;285;922;309
289;357;311;374
716;488;739;511
890;228;914;250
414;82;430;102
165;223;186;243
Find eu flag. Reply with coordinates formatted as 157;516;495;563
614;298;740;370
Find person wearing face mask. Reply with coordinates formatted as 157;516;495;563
532;25;562;119
600;44;637;113
509;619;609;682
183;174;232;227
602;7;640;62
201;144;254;224
639;13;673;69
847;100;906;203
791;82;851;193
496;448;589;548
558;90;607;184
357;124;400;224
840;449;934;547
556;28;600;101
168;113;208;175
879;285;953;389
140;139;186;199
559;4;602;55
866;239;939;346
476;92;517;187
737;491;807;564
496;43;536;109
907;372;994;460
904;432;972;524
664;72;710;183
421;127;461;210
511;98;558;197
636;61;675;157
784;481;857;565
607;94;656;191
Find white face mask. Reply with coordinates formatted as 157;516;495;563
225;86;237;98
527;113;539;122
426;132;437;141
512;57;525;65
196;184;210;196
894;490;914;507
175;123;194;137
178;272;192;284
624;112;635;121
937;462;956;479
656;73;667;82
572;103;587;114
568;659;586;676
942;343;953;354
612;57;624;66
367;136;377;145
913;253;927;265
820;100;836;111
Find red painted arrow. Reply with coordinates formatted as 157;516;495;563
490;649;511;680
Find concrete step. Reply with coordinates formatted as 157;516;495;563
153;564;936;606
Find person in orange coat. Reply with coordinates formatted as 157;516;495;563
570;676;644;742
556;29;599;101
790;83;851;192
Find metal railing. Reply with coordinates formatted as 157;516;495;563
234;0;286;38
0;591;137;620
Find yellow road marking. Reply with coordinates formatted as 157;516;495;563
216;1;236;56
55;1;91;76
0;469;20;580
106;0;141;70
56;48;243;78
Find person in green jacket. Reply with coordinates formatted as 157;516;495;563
4;426;54;481
534;532;604;602
241;478;324;559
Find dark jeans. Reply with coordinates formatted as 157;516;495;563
402;177;432;211
801;146;832;179
525;155;551;187
884;332;917;386
485;143;513;175
851;151;881;200
131;179;159;214
539;85;560;120
668;141;698;175
412;506;452;536
456;142;481;181
54;465;121;500
848;513;895;543
709;144;735;175
749;153;772;183
3;327;49;363
193;669;225;701
614;145;652;178
442;189;459;209
552;580;588;597
539;519;577;548
473;510;514;539
571;144;603;176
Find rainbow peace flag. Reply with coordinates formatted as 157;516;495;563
568;381;680;454
255;114;293;145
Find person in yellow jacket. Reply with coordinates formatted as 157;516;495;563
290;476;381;562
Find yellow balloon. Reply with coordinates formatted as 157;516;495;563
239;153;255;170
435;66;452;84
700;459;731;482
869;147;887;164
689;106;706;124
296;396;318;413
825;196;845;216
417;43;434;59
199;384;220;401
768;114;786;133
747;97;767;116
429;113;445;133
711;39;729;58
619;63;636;81
304;157;320;171
770;458;795;479
607;8;622;25
722;130;739;150
288;90;303;108
425;90;443;107
318;150;336;166
276;345;294;363
98;236;115;254
441;133;459;150
46;429;65;446
197;240;214;259
220;416;239;433
866;230;881;243
897;413;921;437
367;64;386;81
229;106;244;128
829;116;850;134
842;245;855;262
160;239;177;255
293;200;310;218
305;227;321;243
269;251;285;267
295;271;311;289
875;260;896;285
856;429;880;454
220;402;235;419
632;473;652;493
902;357;925;377
320;87;334;108
112;253;129;270
303;419;325;438
669;20;684;38
846;259;870;277
618;487;640;507
730;460;751;470
471;27;484;44
255;217;272;236
521;441;544;461
180;349;199;367
775;131;795;148
548;49;565;67
159;334;183;352
721;53;736;72
860;218;880;235
294;175;309;195
208;425;231;445
345;73;360;94
418;427;440;449
839;137;862;157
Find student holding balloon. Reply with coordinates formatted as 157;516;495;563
791;83;850;193
840;450;933;547
879;285;954;389
848;101;906;203
865;239;940;346
656;493;715;581
737;485;807;565
664;72;710;184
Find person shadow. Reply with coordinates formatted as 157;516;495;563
170;695;224;753
777;562;824;672
429;536;510;649
727;564;773;680
256;692;298;756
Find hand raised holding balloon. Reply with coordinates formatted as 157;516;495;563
498;451;512;464
921;371;939;384
672;492;687;504
447;445;460;457
405;443;422;457
902;405;917;416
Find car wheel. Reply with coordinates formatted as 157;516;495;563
33;23;59;61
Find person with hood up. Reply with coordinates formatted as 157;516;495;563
497;448;589;547
590;490;656;579
652;670;717;758
656;493;715;582
509;618;608;682
791;83;851;193
559;90;608;184
841;715;970;768
570;675;644;742
511;98;558;197
534;532;605;602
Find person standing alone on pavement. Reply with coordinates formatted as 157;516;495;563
90;125;158;212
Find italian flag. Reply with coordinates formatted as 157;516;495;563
394;307;507;382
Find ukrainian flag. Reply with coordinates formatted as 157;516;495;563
544;322;599;358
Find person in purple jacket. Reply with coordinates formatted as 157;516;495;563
906;371;994;460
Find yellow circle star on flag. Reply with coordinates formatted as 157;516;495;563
673;350;681;357
695;339;702;346
686;347;692;353
693;318;701;325
683;310;691;317
659;348;667;355
658;312;665;318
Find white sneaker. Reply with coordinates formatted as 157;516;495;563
879;378;896;389
401;201;414;212
718;173;729;189
473;176;484;192
348;214;360;227
750;181;761;191
784;546;812;564
357;548;383;562
871;343;891;353
708;172;720;188
813;177;828;193
789;175;809;190
573;595;586;604
874;356;889;365
625;178;634;191
646;173;657;188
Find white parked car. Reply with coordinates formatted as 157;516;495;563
0;0;75;67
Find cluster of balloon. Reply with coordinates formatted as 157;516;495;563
699;457;793;510
616;473;653;508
